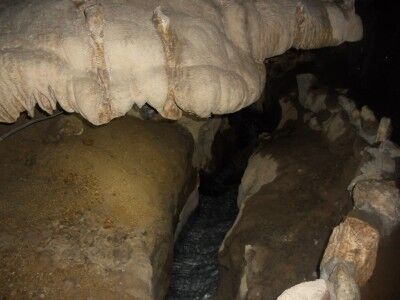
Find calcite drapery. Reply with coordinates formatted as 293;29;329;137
0;0;362;124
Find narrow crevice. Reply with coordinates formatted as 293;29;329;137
167;104;281;299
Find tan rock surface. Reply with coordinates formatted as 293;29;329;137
320;217;379;286
0;115;196;299
218;124;359;299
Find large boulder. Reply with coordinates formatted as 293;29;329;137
320;217;380;287
0;115;196;299
217;120;360;299
353;180;400;234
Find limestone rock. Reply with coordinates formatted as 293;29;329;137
237;152;278;207
376;117;392;143
338;95;361;128
320;217;379;286
361;146;398;178
348;141;400;190
218;124;359;300
0;116;196;299
322;112;349;142
177;115;223;170
277;96;299;129
329;263;361;300
353;180;400;234
277;279;331;300
357;106;379;144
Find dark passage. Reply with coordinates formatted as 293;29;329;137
167;108;268;299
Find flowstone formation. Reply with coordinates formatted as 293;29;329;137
0;0;362;125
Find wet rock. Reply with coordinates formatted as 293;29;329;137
353;180;400;234
168;188;238;299
277;279;331;300
328;263;361;300
320;217;379;286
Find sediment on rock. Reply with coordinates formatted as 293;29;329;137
217;117;360;299
0;114;197;299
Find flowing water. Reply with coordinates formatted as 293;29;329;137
167;188;238;299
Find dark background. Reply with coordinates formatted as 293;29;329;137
345;0;399;142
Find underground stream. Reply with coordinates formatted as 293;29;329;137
167;107;270;299
167;182;238;299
